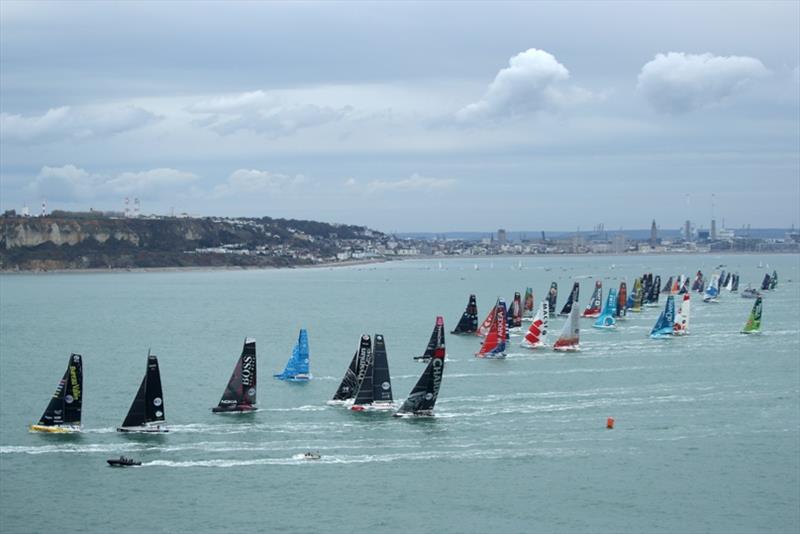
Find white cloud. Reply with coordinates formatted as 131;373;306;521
637;52;769;114
212;169;308;197
455;48;591;123
28;164;197;201
365;173;456;194
1;105;159;143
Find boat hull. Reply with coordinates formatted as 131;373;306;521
211;405;258;413
393;410;434;418
107;460;141;467
116;425;169;433
28;424;80;433
520;342;546;349
350;402;395;412
553;345;579;352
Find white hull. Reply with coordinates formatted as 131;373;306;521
553;345;580;352
117;424;168;433
520;341;547;349
350;402;396;412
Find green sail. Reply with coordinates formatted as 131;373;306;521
741;297;762;334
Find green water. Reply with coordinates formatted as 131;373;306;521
1;254;798;533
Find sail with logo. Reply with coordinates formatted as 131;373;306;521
645;275;661;307
616;282;628;320
650;295;676;339
451;294;479;335
546;282;558;317
522;288;535;320
673;293;690;336
593;288;617;329
703;274;720;303
274;329;310;381
476;300;508;358
415;316;446;361
213;338;257;412
351;334;394;411
741;297;763;334
30;353;83;433
395;320;446;417
329;335;369;405
627;277;643;312
559;282;579;316
507;291;523;329
520;300;549;349
476;300;497;337
582;280;603;318
117;351;168;432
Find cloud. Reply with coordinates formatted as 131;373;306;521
1;105;159;143
365;173;456;194
29;164;197;201
212;169;308;197
189;90;351;136
455;48;592;123
637;52;769;114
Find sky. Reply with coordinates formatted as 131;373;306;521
1;1;798;232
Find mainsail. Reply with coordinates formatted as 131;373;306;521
582;280;603;318
661;276;673;294
451;294;479;334
703;274;720;303
395;324;446;417
547;282;558;317
30;353;83;432
553;304;580;351
645;275;661;307
593;288;617;329
770;270;778;289
628;277;643;312
691;271;704;292
352;334;393;410
521;300;549;349
118;351;167;432
559;282;579;316
730;274;739;292
522;288;535;320
213;338;257;412
760;273;771;291
673;293;690;336
476;299;498;337
508;291;523;328
476;300;508;358
274;329;310;381
650;295;676;338
741;297;763;334
616;282;628;319
415;316;446;361
331;335;369;402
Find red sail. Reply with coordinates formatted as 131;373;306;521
581;280;603;318
477;303;507;357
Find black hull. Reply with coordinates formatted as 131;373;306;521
107;459;141;467
212;405;258;413
116;426;169;433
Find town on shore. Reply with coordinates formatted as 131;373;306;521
1;209;798;272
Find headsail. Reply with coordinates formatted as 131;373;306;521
521;300;549;349
582;280;603;318
547;282;558;317
395;323;446;417
559;282;579;316
274;329;311;381
451;294;479;334
415;316;446;361
118;352;167;432
476;300;508;358
331;336;369;402
31;353;83;432
522;288;535;320
650;295;676;338
553;304;580;351
673;294;690;336
213;338;257;412
741;297;763;334
593;288;617;329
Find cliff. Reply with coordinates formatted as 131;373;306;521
0;214;381;271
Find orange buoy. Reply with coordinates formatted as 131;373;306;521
606;417;615;429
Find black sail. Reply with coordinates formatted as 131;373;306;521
371;334;393;403
37;354;83;426
122;352;165;428
352;335;375;406
547;282;558;315
661;276;673;294
559;282;579;316
213;338;257;412
332;350;360;401
419;317;446;359
761;273;771;290
451;295;478;334
396;330;445;416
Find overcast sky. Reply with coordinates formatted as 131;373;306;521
1;1;798;232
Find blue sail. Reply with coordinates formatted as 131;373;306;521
650;296;675;338
274;329;311;381
593;288;617;329
703;274;720;302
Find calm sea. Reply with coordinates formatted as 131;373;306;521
1;254;798;534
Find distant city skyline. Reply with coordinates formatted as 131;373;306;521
1;1;798;232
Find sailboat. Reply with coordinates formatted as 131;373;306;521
559;282;580;316
395;322;446;417
691;271;704;292
628;277;643;312
650;295;676;339
547;282;558;316
522;288;535;320
414;316;446;362
274;329;311;381
520;301;549;349
760;273;771;291
117;351;168;433
703;274;720;303
451;294;479;335
741;284;760;299
476;300;508;358
593;288;617;329
476;299;498;337
29;354;83;433
673;294;691;336
661;276;673;294
616;282;628;320
329;335;369;405
741;296;763;334
645;275;661;307
213;338;257;412
730;274;739;292
507;292;523;329
770;270;778;290
553;304;580;352
351;334;394;411
582;280;603;318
